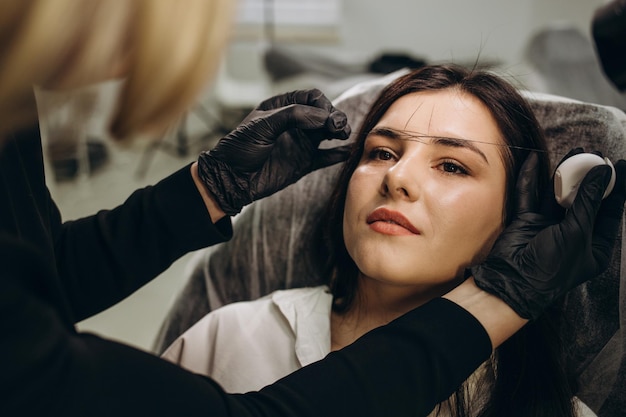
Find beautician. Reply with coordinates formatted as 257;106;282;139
1;2;624;417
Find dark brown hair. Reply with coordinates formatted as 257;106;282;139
323;64;576;417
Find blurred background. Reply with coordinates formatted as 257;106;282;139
35;0;625;353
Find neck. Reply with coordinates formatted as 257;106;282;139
330;273;463;351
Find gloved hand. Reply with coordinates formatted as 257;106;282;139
197;89;352;215
472;150;626;320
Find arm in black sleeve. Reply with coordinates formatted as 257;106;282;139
1;238;491;417
54;164;233;321
243;298;490;417
3;119;232;323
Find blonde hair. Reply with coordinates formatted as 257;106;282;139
0;0;235;140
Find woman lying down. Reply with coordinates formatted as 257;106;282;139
162;64;598;417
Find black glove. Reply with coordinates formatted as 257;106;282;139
472;151;626;320
197;89;352;215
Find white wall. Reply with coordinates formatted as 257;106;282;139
231;0;605;73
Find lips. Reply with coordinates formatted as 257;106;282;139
366;207;420;235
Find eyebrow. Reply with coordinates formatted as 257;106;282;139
368;127;490;164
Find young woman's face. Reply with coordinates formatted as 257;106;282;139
343;89;507;289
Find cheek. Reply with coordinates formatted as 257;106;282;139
343;166;378;222
433;185;505;262
343;175;365;247
342;168;382;263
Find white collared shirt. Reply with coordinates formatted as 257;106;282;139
161;286;333;392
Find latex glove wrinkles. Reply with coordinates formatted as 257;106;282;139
197;89;352;215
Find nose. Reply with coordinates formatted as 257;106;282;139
381;157;420;201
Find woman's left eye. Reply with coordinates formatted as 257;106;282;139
439;161;469;175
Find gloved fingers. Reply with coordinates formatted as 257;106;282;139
555;148;584;168
311;145;353;170
214;120;277;154
590;159;626;260
539;179;563;224
538;149;585;222
604;158;626;204
559;164;613;251
255;89;335;113
515;152;541;215
257;90;351;138
326;111;351;139
538;183;565;222
253;105;351;143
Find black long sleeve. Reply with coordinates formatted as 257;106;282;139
55;163;233;320
0;126;232;322
1;238;491;417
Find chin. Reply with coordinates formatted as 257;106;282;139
357;258;466;288
359;264;426;286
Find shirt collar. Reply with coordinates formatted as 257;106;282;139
271;286;333;366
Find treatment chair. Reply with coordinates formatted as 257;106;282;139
154;71;626;417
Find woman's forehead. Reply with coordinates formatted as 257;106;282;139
375;90;506;148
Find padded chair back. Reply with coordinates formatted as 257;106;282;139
155;71;626;417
